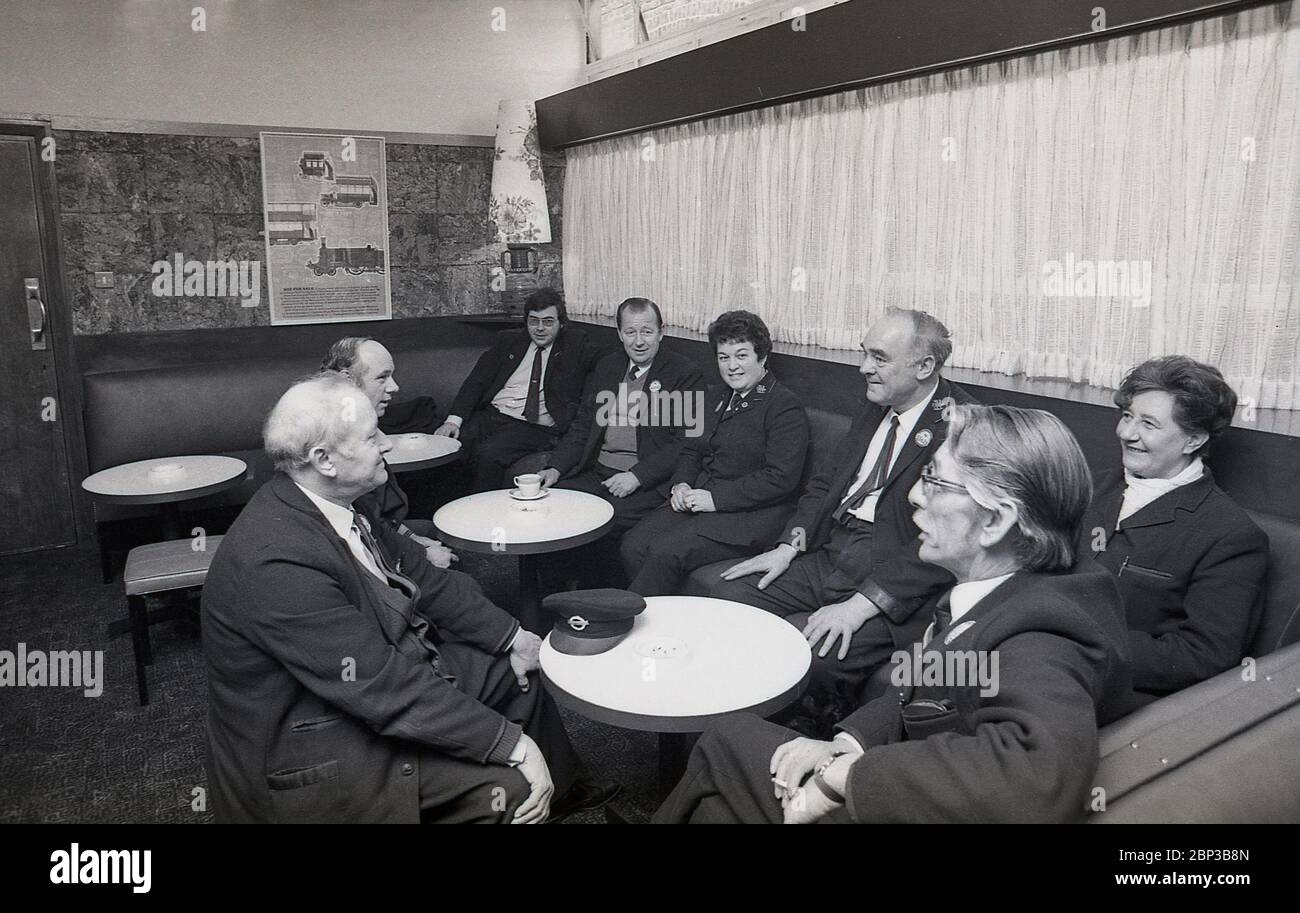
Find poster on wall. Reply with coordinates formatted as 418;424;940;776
259;132;392;325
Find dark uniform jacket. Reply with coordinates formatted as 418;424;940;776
835;566;1132;823
1081;467;1268;705
448;326;599;434
673;371;809;548
779;377;976;644
202;473;522;823
547;349;706;497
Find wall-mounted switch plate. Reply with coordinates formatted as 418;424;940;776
93;271;115;288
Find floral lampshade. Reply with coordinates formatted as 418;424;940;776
489;100;552;245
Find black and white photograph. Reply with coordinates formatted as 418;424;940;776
0;0;1296;874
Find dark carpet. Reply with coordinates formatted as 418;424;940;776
0;540;664;824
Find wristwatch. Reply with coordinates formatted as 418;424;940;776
810;750;851;804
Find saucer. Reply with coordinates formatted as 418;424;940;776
509;488;548;501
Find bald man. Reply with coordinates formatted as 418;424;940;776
322;337;455;569
203;374;618;823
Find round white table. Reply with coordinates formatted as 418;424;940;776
384;433;462;473
433;489;615;630
540;595;812;793
82;455;248;540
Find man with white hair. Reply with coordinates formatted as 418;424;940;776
203;373;618;823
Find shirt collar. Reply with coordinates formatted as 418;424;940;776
949;572;1015;624
293;480;357;541
889;384;938;438
1123;456;1205;492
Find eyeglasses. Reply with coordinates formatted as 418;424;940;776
919;462;969;497
526;316;559;328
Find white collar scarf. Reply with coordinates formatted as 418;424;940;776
1118;458;1205;526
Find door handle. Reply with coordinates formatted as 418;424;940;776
25;278;47;351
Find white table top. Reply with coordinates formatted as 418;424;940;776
81;455;248;505
384;433;461;471
432;489;615;555
540;596;812;733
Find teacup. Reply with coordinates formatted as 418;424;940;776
514;473;543;497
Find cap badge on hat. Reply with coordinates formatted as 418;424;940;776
568;615;589;631
915;429;933;448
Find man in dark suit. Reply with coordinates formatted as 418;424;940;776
655;406;1132;824
620;310;809;596
203;374;616;823
322;337;456;569
434;287;599;491
538;297;706;533
705;308;975;704
1079;355;1268;709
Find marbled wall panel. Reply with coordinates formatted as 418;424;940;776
55;130;564;334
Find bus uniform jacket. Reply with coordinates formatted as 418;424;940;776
202;472;523;823
1082;467;1268;705
547;348;706;498
834;567;1132;823
447;326;599;434
777;377;977;646
672;371;810;549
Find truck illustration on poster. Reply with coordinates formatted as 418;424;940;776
260;132;392;325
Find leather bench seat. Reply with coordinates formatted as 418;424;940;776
77;317;498;523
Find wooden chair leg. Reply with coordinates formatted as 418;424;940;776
127;594;150;705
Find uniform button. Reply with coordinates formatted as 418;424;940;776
401;763;415;776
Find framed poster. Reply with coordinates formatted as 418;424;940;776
259;132;392;325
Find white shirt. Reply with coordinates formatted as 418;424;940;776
294;482;387;583
627;361;648;381
842;386;937;522
489;341;554;426
1118;458;1204;527
948;572;1016;625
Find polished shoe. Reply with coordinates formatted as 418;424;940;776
548;778;622;821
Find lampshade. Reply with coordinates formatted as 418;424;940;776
489;100;552;244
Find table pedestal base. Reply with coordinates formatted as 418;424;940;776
658;732;695;799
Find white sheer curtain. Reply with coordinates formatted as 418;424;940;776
564;2;1300;409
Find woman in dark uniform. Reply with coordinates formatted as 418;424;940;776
1082;355;1269;709
620;310;809;596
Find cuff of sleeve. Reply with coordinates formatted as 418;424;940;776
495;620;522;655
488;721;524;766
834;731;864;754
446;415;463;427
856;578;903;622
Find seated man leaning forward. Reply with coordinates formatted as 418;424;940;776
620;309;809;596
538;296;706;533
322;336;455;569
706;308;975;706
434;287;597;492
1080;355;1268;710
202;374;617;823
654;405;1132;824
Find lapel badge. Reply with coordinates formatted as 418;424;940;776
649;379;662;393
944;620;976;645
914;429;933;448
932;396;955;419
757;384;768;394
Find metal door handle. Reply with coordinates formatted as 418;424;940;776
25;278;47;351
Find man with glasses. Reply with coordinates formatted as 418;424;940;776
435;288;599;491
704;307;975;715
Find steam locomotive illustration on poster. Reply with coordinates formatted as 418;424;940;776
306;237;386;276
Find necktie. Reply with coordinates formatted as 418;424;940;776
626;364;640;383
524;345;544;424
925;592;953;647
834;413;901;522
727;391;740;412
351;510;418;598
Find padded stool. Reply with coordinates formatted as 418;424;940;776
123;536;223;705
